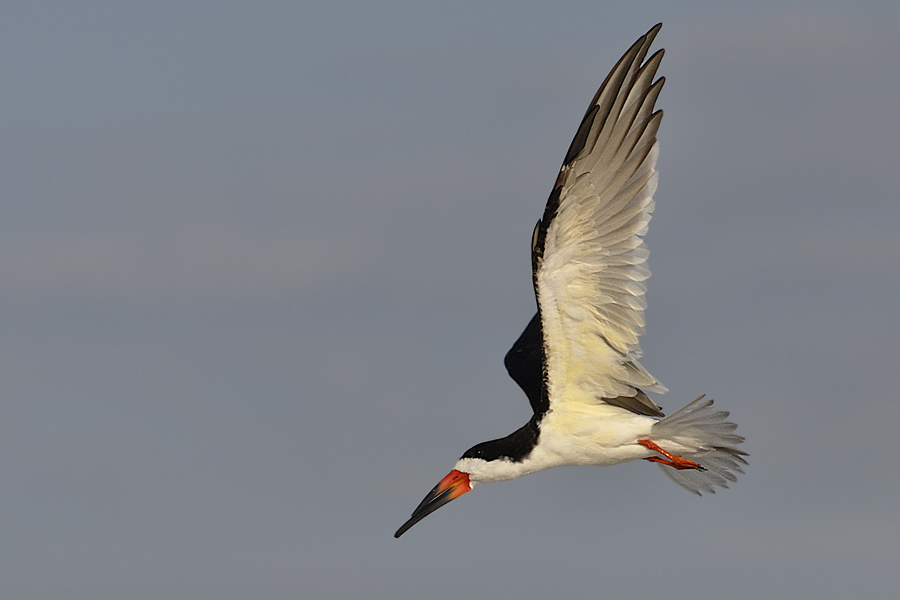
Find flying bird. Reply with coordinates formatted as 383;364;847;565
395;23;746;539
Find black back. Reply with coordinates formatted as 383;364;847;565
460;415;541;462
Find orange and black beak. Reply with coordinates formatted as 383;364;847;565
394;470;472;538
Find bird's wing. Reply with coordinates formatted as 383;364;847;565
504;313;547;415
531;24;667;418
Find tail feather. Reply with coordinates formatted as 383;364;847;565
651;395;748;495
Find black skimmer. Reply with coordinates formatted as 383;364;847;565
395;24;747;539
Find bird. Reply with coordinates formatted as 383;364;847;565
394;23;747;539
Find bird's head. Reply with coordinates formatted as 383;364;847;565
394;444;533;538
394;428;540;537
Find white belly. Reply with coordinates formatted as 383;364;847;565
536;403;657;467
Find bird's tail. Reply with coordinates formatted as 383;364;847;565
650;395;747;495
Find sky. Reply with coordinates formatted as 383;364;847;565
2;1;899;598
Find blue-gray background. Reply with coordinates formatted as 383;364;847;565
3;2;898;598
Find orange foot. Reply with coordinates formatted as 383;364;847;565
638;439;705;471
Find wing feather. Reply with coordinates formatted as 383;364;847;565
532;24;667;418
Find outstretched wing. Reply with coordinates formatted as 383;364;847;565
531;24;667;418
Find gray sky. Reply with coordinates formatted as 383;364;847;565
2;1;899;598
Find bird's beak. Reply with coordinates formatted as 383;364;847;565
394;469;472;538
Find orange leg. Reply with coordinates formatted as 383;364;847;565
638;439;704;471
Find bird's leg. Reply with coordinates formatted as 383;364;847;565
638;439;704;471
